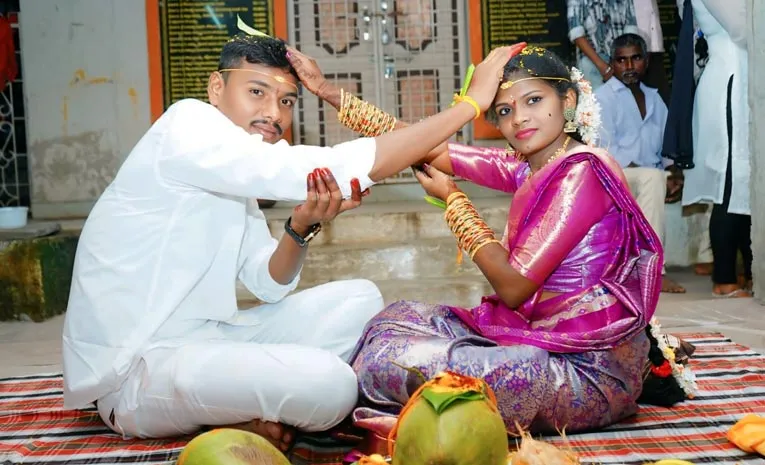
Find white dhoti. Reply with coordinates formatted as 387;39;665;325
624;167;667;274
96;279;384;439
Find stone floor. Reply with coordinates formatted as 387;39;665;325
0;267;762;377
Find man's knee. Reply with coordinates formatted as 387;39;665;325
290;355;359;432
349;278;384;313
313;279;384;318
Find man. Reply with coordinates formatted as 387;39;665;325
596;33;686;293
567;0;640;91
61;32;512;450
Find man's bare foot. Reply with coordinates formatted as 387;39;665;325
713;284;752;298
661;277;686;293
226;419;295;452
694;263;713;276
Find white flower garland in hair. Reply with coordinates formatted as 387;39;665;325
569;67;602;146
649;317;700;399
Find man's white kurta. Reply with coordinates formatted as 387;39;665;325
62;98;377;410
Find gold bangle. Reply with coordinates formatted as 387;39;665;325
452;94;481;120
470;238;502;260
446;191;468;206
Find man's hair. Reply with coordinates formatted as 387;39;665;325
218;34;298;80
610;33;648;61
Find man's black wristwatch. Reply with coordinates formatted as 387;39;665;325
284;217;321;247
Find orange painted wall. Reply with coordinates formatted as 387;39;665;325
467;1;502;140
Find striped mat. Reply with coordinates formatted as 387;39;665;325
1;333;763;465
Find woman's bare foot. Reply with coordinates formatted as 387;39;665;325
225;419;295;452
661;277;686;293
713;284;752;298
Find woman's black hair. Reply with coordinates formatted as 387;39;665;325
695;34;709;70
486;46;584;143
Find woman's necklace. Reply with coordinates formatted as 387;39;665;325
532;136;571;174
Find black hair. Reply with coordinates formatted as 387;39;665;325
488;46;584;143
695;35;709;70
637;325;687;407
218;34;298;81
610;33;648;61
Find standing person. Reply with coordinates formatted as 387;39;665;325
567;0;639;91
635;0;671;103
681;0;751;297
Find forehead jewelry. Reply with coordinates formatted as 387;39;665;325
500;76;570;90
218;68;299;91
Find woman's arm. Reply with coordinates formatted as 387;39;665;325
416;160;613;308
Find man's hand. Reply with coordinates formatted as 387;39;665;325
600;64;614;82
665;165;684;204
412;164;460;202
290;168;368;233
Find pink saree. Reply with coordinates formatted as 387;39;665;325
349;144;662;436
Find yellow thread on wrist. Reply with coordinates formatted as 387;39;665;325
453;94;481;120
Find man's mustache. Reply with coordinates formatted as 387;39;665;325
251;120;283;136
622;71;639;79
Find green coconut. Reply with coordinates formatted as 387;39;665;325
176;428;290;465
391;373;509;465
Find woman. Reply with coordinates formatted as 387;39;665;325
291;46;689;441
680;0;751;298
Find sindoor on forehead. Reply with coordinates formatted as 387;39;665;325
288;0;469;184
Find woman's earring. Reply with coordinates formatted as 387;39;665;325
563;107;577;133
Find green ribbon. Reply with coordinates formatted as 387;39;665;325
459;64;476;97
424;196;447;210
236;14;271;38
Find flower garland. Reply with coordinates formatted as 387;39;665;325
649;317;699;398
569;66;602;146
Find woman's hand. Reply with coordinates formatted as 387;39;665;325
285;46;331;98
466;43;526;111
412;164;461;202
291;168;368;233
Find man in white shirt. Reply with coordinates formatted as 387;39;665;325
596;33;686;294
61;34;511;450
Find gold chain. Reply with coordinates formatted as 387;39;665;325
534;136;571;174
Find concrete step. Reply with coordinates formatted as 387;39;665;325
261;197;510;247
235;236;490;302
238;276;495;310
56;197;511;248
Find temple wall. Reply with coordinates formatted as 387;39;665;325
19;0;152;219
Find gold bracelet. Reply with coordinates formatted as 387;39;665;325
338;90;398;137
444;194;496;260
446;191;468;206
470;238;502;260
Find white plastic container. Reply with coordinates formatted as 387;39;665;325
0;206;29;229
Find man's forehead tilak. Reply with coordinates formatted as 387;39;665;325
219;68;299;93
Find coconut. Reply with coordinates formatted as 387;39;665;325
176;428;290;465
390;371;508;465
